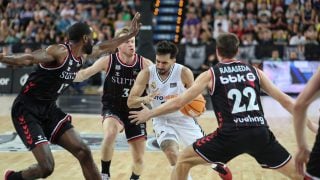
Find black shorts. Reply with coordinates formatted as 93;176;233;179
193;127;291;169
306;119;320;178
102;108;147;142
11;96;73;150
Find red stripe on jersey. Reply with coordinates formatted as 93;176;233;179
105;55;113;77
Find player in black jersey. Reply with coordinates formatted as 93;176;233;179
129;33;317;179
74;26;152;180
1;13;141;180
293;68;320;179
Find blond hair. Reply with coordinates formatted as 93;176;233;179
114;26;130;38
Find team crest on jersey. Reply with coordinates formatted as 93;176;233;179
115;65;121;70
150;81;157;89
115;72;120;76
170;83;177;88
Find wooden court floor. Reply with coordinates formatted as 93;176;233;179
0;97;318;180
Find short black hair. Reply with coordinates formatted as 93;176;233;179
156;41;178;59
216;33;239;58
67;22;91;42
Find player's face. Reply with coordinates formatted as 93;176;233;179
118;37;135;56
83;32;94;54
156;54;175;75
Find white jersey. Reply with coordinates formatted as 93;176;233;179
147;63;204;147
148;63;193;120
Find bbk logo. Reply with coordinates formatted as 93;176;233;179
20;74;29;86
0;78;10;85
220;72;256;84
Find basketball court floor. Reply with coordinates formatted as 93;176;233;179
0;94;318;180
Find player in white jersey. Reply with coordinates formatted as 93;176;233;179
128;41;229;179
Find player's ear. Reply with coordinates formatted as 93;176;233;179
83;34;88;43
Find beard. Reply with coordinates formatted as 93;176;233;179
157;68;167;75
83;42;93;54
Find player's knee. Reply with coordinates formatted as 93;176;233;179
75;143;92;161
164;148;179;163
104;127;118;142
39;161;54;178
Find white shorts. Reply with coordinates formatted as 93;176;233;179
153;116;204;148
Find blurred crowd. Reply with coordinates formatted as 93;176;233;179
182;0;320;47
0;0;136;54
0;0;319;63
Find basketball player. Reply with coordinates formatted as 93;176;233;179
129;33;306;179
293;68;320;179
74;26;152;180
1;13;141;180
127;41;209;179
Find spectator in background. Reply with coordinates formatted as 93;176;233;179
243;0;257;15
288;51;303;61
273;29;288;45
288;13;304;35
285;1;300;24
269;49;282;61
241;33;258;45
289;31;306;45
243;12;257;33
301;1;316;28
257;28;273;45
304;25;319;45
182;7;201;43
270;7;287;30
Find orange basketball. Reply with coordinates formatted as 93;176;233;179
180;94;206;117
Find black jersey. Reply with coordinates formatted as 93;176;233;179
19;43;82;101
209;60;267;131
102;53;144;112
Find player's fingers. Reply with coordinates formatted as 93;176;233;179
130;119;137;124
129;110;138;115
141;103;148;109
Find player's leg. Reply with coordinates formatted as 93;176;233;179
128;138;146;180
171;145;207;180
101;115;123;178
275;158;302;179
5;143;55;180
252;128;302;179
124;118;147;180
154;123;180;166
178;124;232;180
7;100;55;179
160;139;180;166
56;127;101;180
304;127;320;179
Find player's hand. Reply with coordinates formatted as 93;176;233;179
129;12;142;37
295;147;310;175
143;89;159;105
129;103;151;125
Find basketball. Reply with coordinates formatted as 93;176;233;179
180;94;206;117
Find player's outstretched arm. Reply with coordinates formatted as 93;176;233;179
129;70;211;124
293;68;320;175
74;55;109;82
258;68;318;133
127;68;154;108
89;12;141;58
0;45;62;66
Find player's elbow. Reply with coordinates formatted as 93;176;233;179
127;97;137;108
